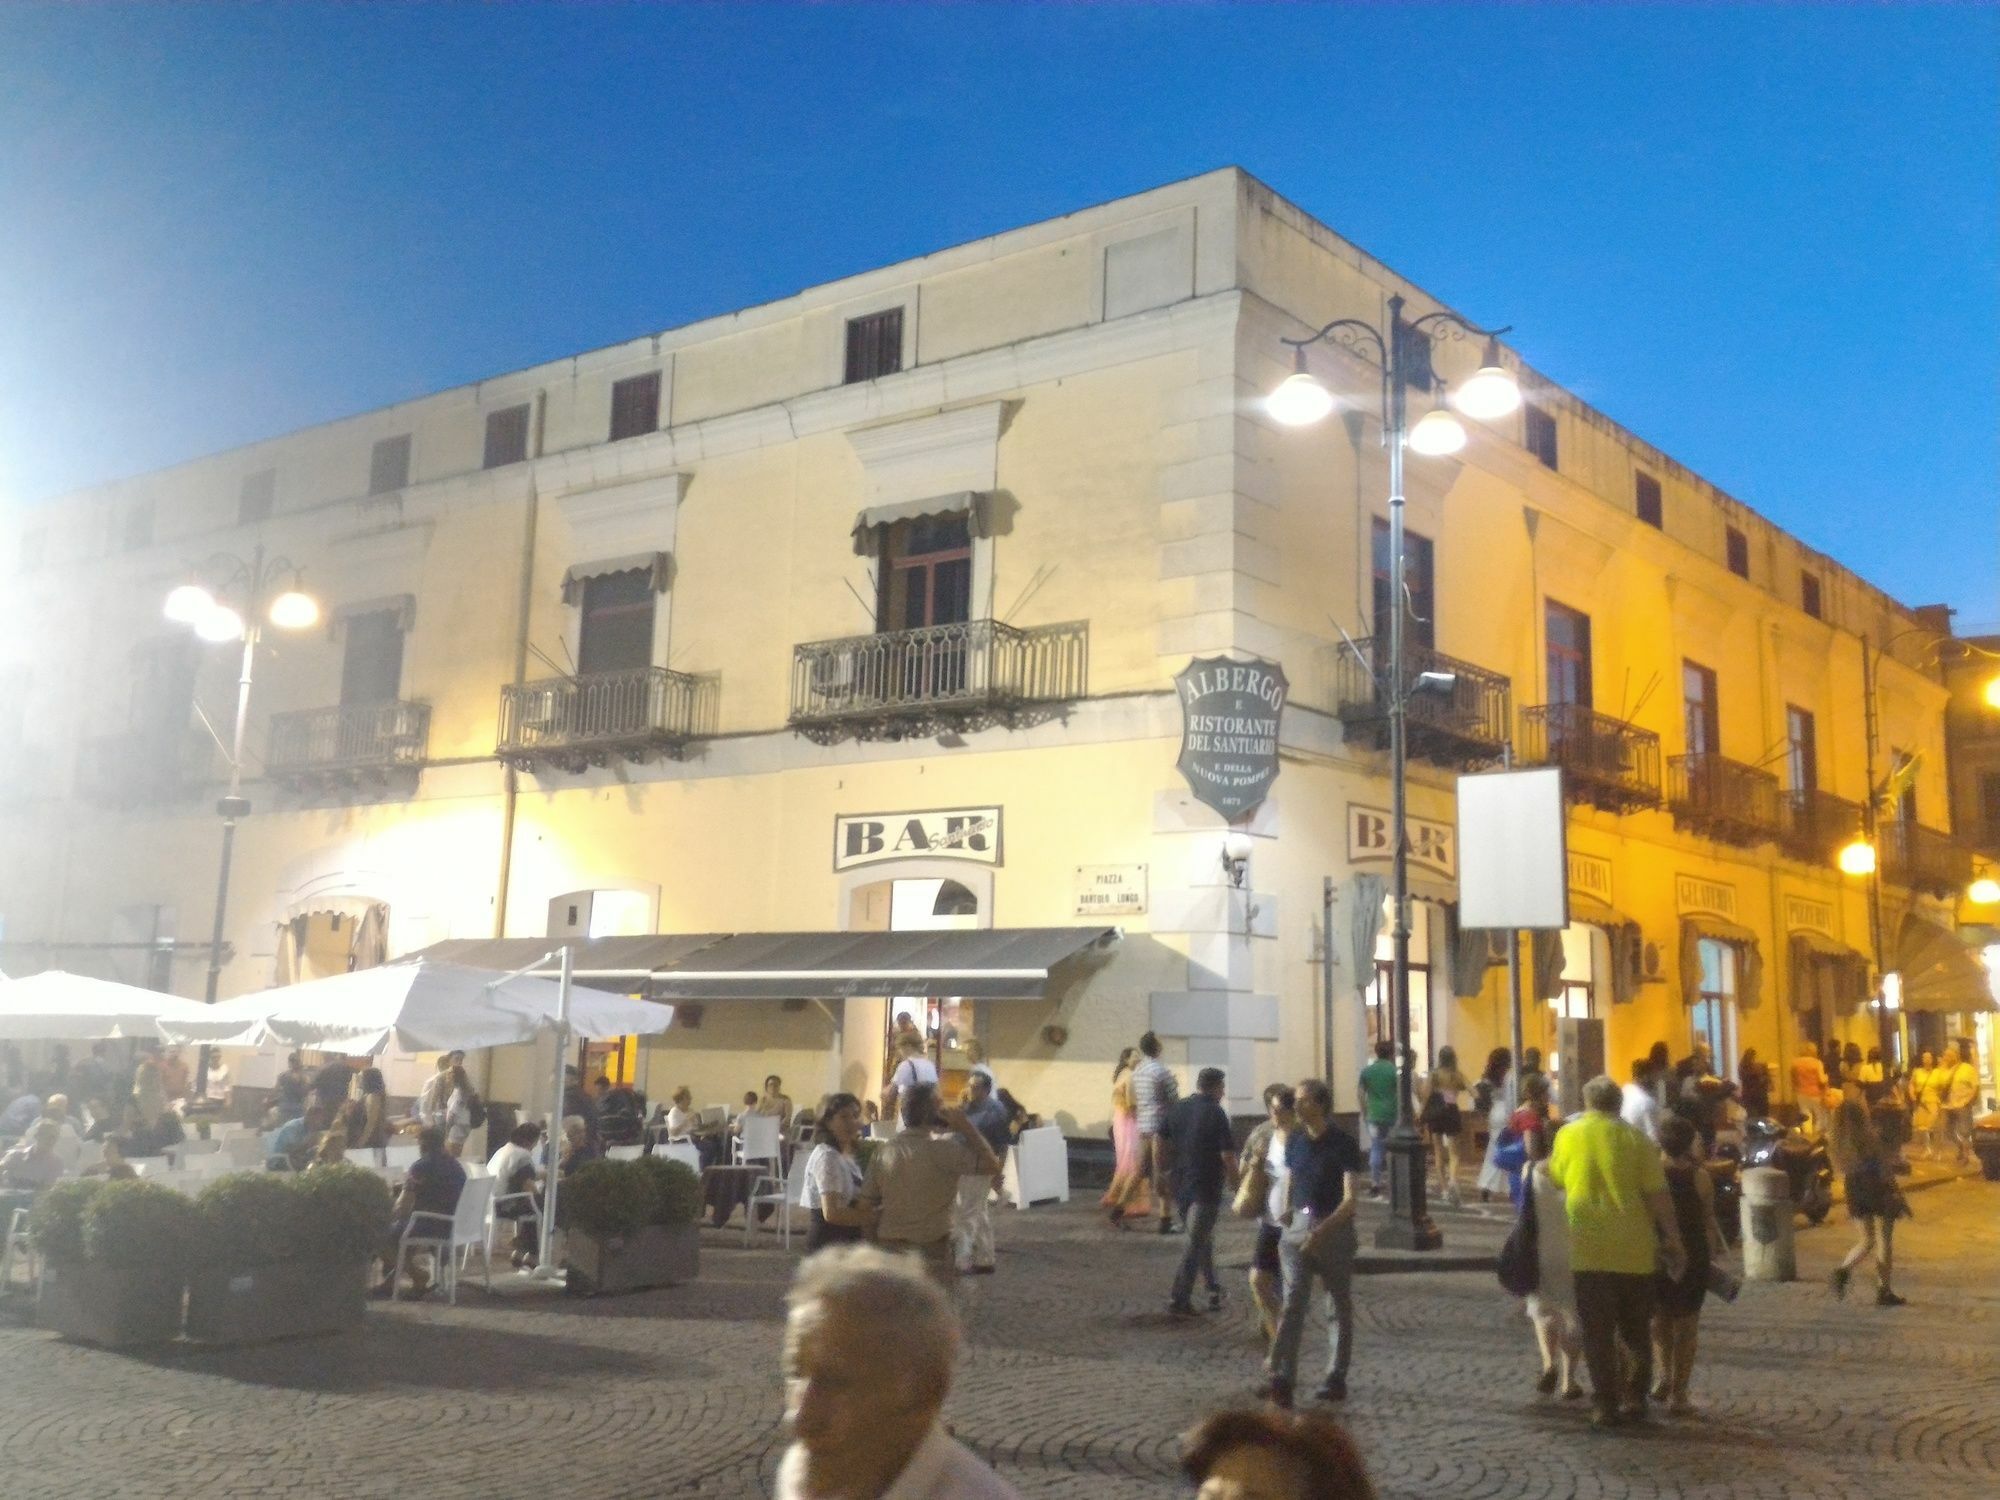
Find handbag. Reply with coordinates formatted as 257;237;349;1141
1232;1140;1271;1220
1496;1172;1540;1297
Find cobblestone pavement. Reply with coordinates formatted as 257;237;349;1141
1;1179;1997;1499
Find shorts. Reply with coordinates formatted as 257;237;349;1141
1253;1222;1282;1275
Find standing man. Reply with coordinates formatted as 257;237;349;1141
418;1052;459;1126
1546;1074;1686;1431
881;1034;939;1126
1357;1041;1399;1196
1166;1067;1238;1316
858;1082;1002;1285
1262;1078;1364;1408
1620;1057;1664;1143
955;1072;1013;1275
1131;1031;1180;1235
1939;1046;1979;1165
1790;1045;1829;1136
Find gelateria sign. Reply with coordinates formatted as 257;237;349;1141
834;807;1002;871
1175;655;1289;819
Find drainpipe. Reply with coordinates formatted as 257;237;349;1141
493;389;546;939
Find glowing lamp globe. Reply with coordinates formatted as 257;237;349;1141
1407;407;1468;457
1837;838;1877;877
1984;676;2000;713
195;604;246;644
164;584;215;625
1266;371;1335;428
1453;362;1522;421
1968;876;2000;905
267;590;320;630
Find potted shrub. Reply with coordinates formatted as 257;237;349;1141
33;1179;197;1347
630;1153;702;1285
562;1158;692;1296
184;1166;392;1343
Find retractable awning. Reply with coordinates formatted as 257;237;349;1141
410;934;726;981
1893;914;1997;1013
651;927;1120;1001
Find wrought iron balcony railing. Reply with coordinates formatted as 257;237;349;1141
266;701;430;782
1519;703;1662;813
1881;821;1972;898
1779;788;1865;867
1334;638;1511;769
789;618;1087;742
1668;752;1782;845
75;728;218;807
497;665;709;770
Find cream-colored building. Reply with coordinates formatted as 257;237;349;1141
1;168;1982;1127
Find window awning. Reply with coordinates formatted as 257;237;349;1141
850;492;992;557
408;933;725;982
651;927;1119;1001
561;551;670;604
1787;932;1871;1016
1892;914;1997;1014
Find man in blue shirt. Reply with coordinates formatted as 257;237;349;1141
376;1125;467;1298
1166;1067;1238;1316
1262;1077;1364;1408
955;1074;1014;1274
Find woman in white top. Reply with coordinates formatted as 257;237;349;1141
1907;1051;1940;1158
1522;1122;1582;1400
662;1086;697;1139
442;1066;480;1157
487;1122;546;1268
801;1092;874;1253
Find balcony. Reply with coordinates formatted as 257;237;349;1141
1519;704;1662;813
267;701;430;787
789;618;1088;743
1667;752;1783;846
76;728;217;808
1334;638;1511;769
497;666;710;772
1780;788;1865;867
1881;822;1972;898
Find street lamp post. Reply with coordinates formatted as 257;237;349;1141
163;544;319;1091
1269;296;1520;1252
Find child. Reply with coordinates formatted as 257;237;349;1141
1828;1095;1908;1307
1652;1115;1727;1415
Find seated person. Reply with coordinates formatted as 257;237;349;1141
0;1090;43;1141
662;1086;698;1139
591;1075;643;1145
0;1120;66;1190
376;1124;467;1298
557;1115;598;1176
729;1091;761;1137
488;1122;546;1268
265;1105;329;1171
37;1095;85;1170
81;1137;138;1181
310;1126;350;1168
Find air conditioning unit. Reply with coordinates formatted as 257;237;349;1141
810;654;855;702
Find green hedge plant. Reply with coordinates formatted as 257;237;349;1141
81;1180;201;1276
194;1173;312;1272
28;1179;104;1266
557;1160;659;1238
294;1164;396;1264
632;1155;703;1226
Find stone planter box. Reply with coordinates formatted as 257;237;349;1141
1974;1117;2000;1182
37;1262;185;1348
565;1222;699;1296
184;1259;370;1344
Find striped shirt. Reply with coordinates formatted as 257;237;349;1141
1131;1057;1179;1135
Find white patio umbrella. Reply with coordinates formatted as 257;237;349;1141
0;970;216;1042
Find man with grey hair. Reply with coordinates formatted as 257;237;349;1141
1547;1074;1686;1431
859;1081;1002;1284
777;1244;1021;1499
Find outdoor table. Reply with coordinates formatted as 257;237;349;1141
701;1163;764;1227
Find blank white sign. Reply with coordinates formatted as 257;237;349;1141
1457;767;1569;930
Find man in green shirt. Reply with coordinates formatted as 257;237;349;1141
1356;1041;1400;1195
1548;1075;1686;1429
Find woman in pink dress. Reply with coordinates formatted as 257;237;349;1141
1102;1047;1151;1226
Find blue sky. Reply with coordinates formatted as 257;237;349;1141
3;3;1995;621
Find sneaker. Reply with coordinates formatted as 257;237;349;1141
1206;1287;1224;1312
1536;1368;1559;1396
1648;1381;1669;1403
1830;1267;1851;1300
1158;1219;1178;1236
1310;1377;1347;1403
1875;1289;1908;1307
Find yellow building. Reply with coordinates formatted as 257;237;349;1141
0;168;1982;1127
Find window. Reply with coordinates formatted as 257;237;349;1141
844;308;904;384
483;404;530;469
1786;705;1818;792
608;372;661;442
1801;571;1823;620
1635;472;1663;529
129;635;199;740
121;502;154;552
876;514;972;632
1523;403;1558;469
19;527;46;573
1370;517;1436;651
1682;660;1719;756
1892;747;1918;828
1691;939;1738;1077
1725;526;1749;579
1545;601;1593;709
576;568;656;676
339;610;405;705
368;435;412;496
1979;772;2000;845
238;469;275;525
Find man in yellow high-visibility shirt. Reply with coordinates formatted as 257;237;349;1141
1548;1075;1686;1431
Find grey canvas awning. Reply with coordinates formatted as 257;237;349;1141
1893;914;1997;1014
408;933;725;982
850;492;992;557
651;927;1119;1001
561;551;670;603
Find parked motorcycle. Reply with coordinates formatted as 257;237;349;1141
1741;1117;1834;1226
1704;1137;1743;1245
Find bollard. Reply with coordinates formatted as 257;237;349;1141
1740;1165;1795;1282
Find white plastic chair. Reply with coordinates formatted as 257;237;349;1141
2;1206;36;1291
735;1113;781;1168
746;1146;811;1250
487;1178;542;1272
382;1143;419;1171
177;1138;222;1159
126;1156;169;1178
606;1144;643;1162
659;1141;700;1174
698;1105;728;1131
393;1174;495;1303
224;1135;266;1168
463;1162;490;1180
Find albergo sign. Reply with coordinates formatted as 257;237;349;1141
834;807;1003;871
1175;655;1288;819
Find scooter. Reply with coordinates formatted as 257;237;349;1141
1704;1138;1743;1245
1741;1117;1835;1226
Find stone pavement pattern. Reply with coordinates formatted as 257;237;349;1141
1;1181;1997;1499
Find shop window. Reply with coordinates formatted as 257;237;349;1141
1367;899;1434;1066
1691;938;1738;1078
1801;571;1823;619
576;568;656;676
1786;705;1818;792
1523;403;1558;469
340;610;405;705
845;308;904;383
1682;660;1719;756
483;403;530;468
1545;600;1593;709
876;514;972;632
1725;526;1750;579
608;372;661;442
1635;472;1663;529
1371;517;1436;651
368;434;412;496
238;469;276;525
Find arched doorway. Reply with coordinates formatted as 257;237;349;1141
840;866;989;1104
